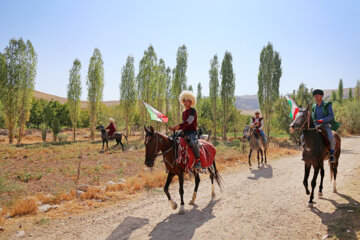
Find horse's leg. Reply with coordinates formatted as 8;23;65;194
318;162;325;197
257;150;260;168
303;163;311;195
106;140;109;150
309;165;320;207
189;172;200;205
102;140;104;151
178;173;185;214
248;149;252;167
264;147;267;164
164;172;176;210
260;148;263;165
332;162;338;193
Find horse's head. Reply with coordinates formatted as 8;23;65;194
243;125;252;139
96;124;104;131
144;126;161;168
289;106;310;132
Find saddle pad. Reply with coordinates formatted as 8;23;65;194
178;138;216;171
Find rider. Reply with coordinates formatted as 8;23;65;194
169;90;202;172
106;118;116;137
250;110;267;144
312;89;339;163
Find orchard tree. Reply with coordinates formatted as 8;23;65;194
67;59;82;140
87;48;104;141
338;79;343;103
355;80;360;101
257;42;282;138
348;88;353;100
197;83;202;105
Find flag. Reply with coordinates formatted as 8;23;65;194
285;95;299;119
142;101;168;123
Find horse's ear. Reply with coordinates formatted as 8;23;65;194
149;126;154;133
144;126;149;133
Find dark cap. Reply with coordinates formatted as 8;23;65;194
312;89;324;96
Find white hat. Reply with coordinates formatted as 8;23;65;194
254;109;261;114
109;118;114;123
179;90;196;107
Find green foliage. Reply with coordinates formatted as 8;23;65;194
16;171;43;183
355;80;360;101
40;123;47;142
27;98;47;128
331;91;337;102
87;48;104;141
333;100;360;134
0;100;5;128
209;54;219;142
338;78;344;103
348;88;353;100
67;59;82;140
78;109;90;128
257;42;282;139
188;84;193;91
197;83;202;105
220;51;235;140
120;55;136;135
51;118;61;142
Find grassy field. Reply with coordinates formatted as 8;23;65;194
0;131;299;228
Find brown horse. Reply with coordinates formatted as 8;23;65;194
290;106;341;207
144;126;223;214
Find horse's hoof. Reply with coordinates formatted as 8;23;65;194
307;202;314;208
178;205;185;215
169;199;177;210
189;192;196;205
306;191;310;195
318;192;323;197
333;189;337;193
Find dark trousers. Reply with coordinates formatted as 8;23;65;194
184;131;200;159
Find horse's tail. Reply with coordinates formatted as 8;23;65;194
123;133;128;142
211;160;224;192
329;161;337;182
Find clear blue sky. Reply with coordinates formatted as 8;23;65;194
1;0;359;100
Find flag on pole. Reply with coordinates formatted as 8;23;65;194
285;95;299;119
142;101;168;123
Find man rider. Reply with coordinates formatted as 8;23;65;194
250;110;267;144
312;89;339;163
169;90;202;172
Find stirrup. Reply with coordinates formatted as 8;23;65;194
329;154;337;163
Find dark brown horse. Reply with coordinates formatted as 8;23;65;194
290;106;341;207
96;124;128;151
144;126;223;214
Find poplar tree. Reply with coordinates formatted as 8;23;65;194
87;48;104;141
338;79;343;103
120;55;136;136
165;67;172;132
67;59;82;140
209;55;219;142
348;88;353;100
137;45;157;135
355;80;360;101
220;51;235;140
171;45;188;122
197;83;202;105
188;85;193;91
257;42;282;138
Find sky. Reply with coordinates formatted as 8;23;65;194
1;0;360;101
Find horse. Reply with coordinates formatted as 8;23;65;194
243;125;267;168
289;106;341;207
144;126;223;215
96;124;128;151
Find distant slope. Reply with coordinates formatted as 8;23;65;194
33;87;354;112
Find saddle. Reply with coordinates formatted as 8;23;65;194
174;135;216;172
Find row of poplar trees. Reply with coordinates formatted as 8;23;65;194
119;44;236;141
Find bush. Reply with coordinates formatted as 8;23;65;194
58;133;68;143
40;123;47;142
51;118;61;142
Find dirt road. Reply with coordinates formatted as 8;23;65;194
13;137;360;239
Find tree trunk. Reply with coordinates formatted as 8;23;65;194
8;126;13;144
73;122;76;141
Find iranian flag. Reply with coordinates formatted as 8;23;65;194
142;101;168;123
285;95;299;119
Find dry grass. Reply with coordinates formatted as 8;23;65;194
9;197;37;217
79;187;106;201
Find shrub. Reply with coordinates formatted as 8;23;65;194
51;118;61;142
40;123;47;142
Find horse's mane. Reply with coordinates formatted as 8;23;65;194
155;131;173;142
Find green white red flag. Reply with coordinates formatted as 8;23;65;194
285;95;299;119
142;101;168;123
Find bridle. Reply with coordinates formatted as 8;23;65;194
147;132;175;161
296;109;317;131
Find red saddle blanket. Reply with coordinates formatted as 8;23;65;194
177;137;216;172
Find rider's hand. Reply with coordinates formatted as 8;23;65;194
169;126;174;131
316;119;323;124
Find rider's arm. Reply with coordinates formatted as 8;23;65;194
322;103;334;124
250;118;254;127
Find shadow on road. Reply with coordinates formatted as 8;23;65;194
148;199;220;240
106;216;149;240
247;164;273;180
340;149;356;155
311;192;360;240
